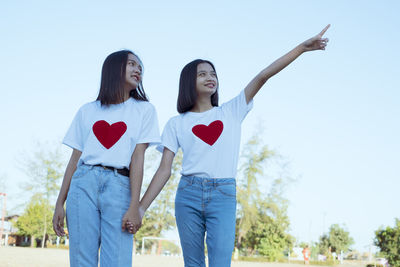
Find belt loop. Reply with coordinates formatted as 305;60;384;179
82;162;93;170
189;176;193;185
113;169;118;176
214;179;216;189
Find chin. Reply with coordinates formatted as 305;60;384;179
130;82;139;89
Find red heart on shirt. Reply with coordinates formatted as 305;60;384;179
92;120;127;149
192;120;223;146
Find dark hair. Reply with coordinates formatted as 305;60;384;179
177;59;219;113
96;50;148;106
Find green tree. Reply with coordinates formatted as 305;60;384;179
20;143;66;248
318;224;354;255
375;218;400;267
236;135;274;250
318;234;330;255
21;143;65;201
235;134;294;259
328;224;354;253
14;194;54;247
244;211;293;260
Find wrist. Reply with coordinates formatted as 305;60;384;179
297;43;306;54
129;202;140;210
139;200;148;211
56;200;65;208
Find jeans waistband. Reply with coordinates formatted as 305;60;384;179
81;163;130;178
181;175;235;186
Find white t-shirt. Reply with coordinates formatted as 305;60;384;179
158;90;253;178
63;98;161;169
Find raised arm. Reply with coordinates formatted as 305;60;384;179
53;148;82;236
244;24;330;103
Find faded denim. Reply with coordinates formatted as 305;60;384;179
175;175;237;267
66;164;133;267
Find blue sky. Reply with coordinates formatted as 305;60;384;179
1;0;399;252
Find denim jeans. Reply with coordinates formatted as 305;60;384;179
66;164;133;267
175;175;237;267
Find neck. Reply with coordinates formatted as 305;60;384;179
123;87;132;102
123;92;130;102
191;95;213;113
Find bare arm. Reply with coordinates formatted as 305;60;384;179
140;148;175;212
121;143;148;233
53;149;82;236
245;24;330;103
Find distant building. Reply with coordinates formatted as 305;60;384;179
1;215;33;246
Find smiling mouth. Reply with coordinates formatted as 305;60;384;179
205;83;215;88
131;75;140;81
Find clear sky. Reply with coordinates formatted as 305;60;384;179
1;0;399;253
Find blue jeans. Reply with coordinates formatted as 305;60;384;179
175;176;237;267
66;165;133;267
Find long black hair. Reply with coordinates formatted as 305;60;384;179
96;50;148;106
177;59;219;113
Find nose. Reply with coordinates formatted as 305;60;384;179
206;74;216;82
205;72;213;79
133;65;141;74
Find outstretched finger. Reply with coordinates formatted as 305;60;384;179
318;24;331;37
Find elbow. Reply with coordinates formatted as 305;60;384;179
258;74;269;85
157;167;171;181
162;169;172;180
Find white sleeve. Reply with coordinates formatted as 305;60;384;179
137;104;161;147
156;117;179;154
63;107;85;151
221;90;253;122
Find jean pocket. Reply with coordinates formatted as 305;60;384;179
177;178;192;191
115;173;131;190
216;183;236;197
71;166;88;180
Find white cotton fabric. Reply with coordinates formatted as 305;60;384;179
158;90;253;178
63;98;160;169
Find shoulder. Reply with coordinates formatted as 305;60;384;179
221;90;245;107
167;114;181;125
77;101;99;114
129;98;156;112
164;114;184;129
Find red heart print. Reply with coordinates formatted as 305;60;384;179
92;120;127;149
192;120;223;146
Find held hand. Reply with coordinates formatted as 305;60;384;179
121;206;142;234
125;206;145;234
52;204;66;237
302;24;330;52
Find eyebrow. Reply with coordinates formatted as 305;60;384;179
197;70;215;73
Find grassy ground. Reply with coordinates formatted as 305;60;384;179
0;246;366;267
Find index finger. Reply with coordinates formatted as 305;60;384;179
318;24;331;37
